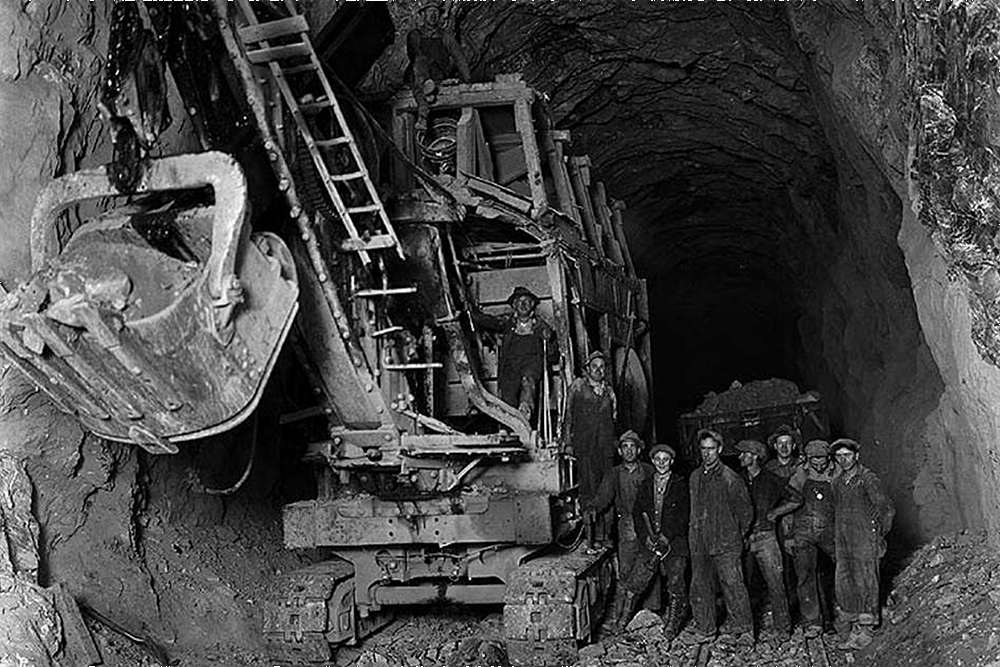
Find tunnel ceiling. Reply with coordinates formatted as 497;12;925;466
449;1;845;408
457;1;838;293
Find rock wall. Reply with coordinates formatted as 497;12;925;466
786;0;1000;546
0;3;301;664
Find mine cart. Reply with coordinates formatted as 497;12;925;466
0;1;655;665
677;388;829;465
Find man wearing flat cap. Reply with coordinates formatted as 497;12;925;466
737;439;794;639
613;442;689;638
770;439;839;638
689;429;754;647
830;438;894;650
472;285;556;420
563;349;617;545
585;430;652;558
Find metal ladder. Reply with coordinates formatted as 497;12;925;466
230;0;401;265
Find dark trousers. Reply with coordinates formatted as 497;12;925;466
622;549;687;610
691;551;753;635
794;534;836;627
836;555;881;625
744;531;791;632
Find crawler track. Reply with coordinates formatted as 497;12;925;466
806;635;831;667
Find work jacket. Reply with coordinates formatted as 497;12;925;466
743;467;791;535
589;462;654;542
831;464;894;560
689;461;752;556
786;462;839;541
633;471;690;557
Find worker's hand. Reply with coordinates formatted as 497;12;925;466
765;509;779;523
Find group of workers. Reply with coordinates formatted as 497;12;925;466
581;423;895;651
476;284;894;651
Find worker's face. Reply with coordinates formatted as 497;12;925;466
738;451;755;468
652;451;674;475
834;449;858;472
619;440;639;463
808;454;829;473
774;435;795;459
419;7;441;29
699;437;721;467
512;295;535;318
585;358;606;382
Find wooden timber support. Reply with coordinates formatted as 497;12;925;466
611;199;636;277
568;156;605;258
592;182;625;266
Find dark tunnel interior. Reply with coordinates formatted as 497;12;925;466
457;2;845;433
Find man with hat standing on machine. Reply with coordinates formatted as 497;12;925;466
473;285;556;421
736;439;794;639
830;438;894;650
562;349;617;548
612;441;689;638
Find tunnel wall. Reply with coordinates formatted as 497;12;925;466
787;0;999;545
0;2;299;661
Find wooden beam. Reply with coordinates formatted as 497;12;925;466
541;129;581;230
592;182;625;266
512;99;548;213
568;156;604;258
611;199;636;276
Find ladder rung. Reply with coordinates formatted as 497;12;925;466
383;363;444;371
354;287;418;298
347;204;382;215
246;42;311;64
372;326;404;338
300;100;334;114
316;137;352;148
238;15;309;43
329;171;365;182
340;234;397;253
281;63;320;75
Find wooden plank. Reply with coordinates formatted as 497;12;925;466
513;99;548;213
391;82;535;113
592;182;625;266
611;200;636;276
245;42;311;64
238;15;309;43
542;130;580;228
456;107;476;176
568;157;604;257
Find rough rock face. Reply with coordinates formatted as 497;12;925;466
2;0;1000;663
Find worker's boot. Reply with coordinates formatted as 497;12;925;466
837;623;867;650
612;590;637;632
663;597;686;642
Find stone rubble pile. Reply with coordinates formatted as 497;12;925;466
690;378;805;415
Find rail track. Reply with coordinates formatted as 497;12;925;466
806;634;832;667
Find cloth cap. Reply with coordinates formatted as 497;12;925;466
735;439;768;460
618;430;644;448
586;350;608;365
768;424;800;448
649;443;676;459
696;428;724;448
507;285;540;305
831;437;860;454
804;439;831;457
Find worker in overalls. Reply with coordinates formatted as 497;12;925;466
405;0;470;134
